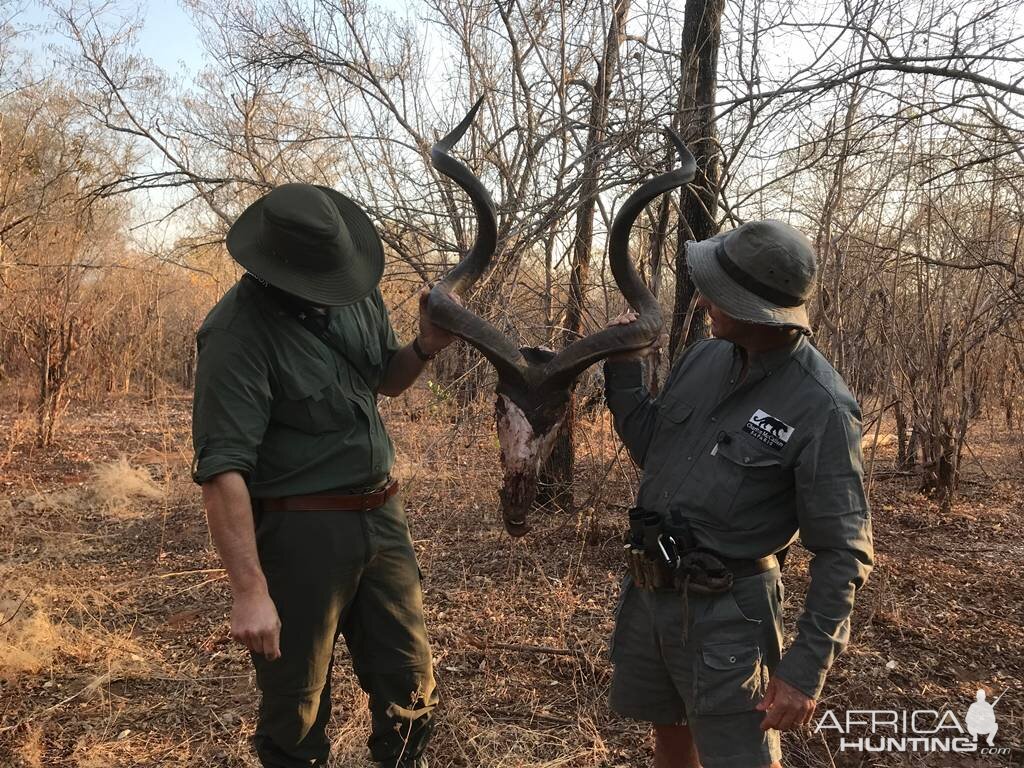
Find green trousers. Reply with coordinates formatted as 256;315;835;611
251;494;437;768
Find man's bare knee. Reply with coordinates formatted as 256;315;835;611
653;724;701;768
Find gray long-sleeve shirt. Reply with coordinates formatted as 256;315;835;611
604;335;874;699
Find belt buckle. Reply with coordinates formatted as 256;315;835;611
363;478;393;508
366;485;385;506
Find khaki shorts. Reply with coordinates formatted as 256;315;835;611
609;567;784;768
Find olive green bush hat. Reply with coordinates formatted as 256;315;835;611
687;219;816;331
226;183;385;306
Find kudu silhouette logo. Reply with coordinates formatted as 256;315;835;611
965;689;1001;747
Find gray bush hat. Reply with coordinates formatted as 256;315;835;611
687;219;816;331
226;183;385;306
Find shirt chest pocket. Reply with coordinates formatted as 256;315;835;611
271;360;352;435
697;437;790;527
652;395;695;454
332;307;383;380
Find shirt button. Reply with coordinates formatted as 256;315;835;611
744;457;751;464
729;655;737;663
687;456;693;461
711;416;717;422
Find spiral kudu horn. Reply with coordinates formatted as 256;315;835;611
539;129;696;392
425;98;527;390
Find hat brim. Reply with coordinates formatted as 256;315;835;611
687;236;810;331
226;186;385;307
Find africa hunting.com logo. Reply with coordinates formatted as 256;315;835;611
814;688;1012;756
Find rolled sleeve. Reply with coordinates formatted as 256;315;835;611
374;291;402;374
775;407;874;699
191;328;272;485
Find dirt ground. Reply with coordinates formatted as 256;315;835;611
0;393;1022;768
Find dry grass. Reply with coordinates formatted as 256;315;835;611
89;456;165;517
0;609;63;681
0;575;160;689
0;395;1021;767
13;725;44;768
20;489;81;514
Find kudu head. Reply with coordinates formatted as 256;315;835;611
427;99;696;536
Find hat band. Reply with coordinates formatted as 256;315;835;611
715;243;804;308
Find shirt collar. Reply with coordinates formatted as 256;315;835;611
730;332;804;376
244;273;330;328
749;332;805;374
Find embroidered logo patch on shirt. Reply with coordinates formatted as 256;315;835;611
743;409;795;451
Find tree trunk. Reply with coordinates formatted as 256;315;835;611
668;0;724;362
538;0;631;512
35;319;76;448
894;400;910;469
645;181;673;395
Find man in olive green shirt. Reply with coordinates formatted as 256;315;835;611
193;183;454;768
604;220;873;767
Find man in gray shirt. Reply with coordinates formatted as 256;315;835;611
604;220;874;767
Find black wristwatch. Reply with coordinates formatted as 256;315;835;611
412;336;437;362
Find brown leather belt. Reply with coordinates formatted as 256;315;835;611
719;553;779;578
258;479;399;512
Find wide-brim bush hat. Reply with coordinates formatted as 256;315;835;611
226;183;384;306
687;219;816;331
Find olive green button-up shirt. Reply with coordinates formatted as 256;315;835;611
191;276;401;497
605;335;873;699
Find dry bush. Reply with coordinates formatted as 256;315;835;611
19;489;81;514
0;593;156;687
861;433;897;450
89;457;165;517
16;457;166;520
70;730;185;768
0;413;35;471
0;609;63;682
14;725;45;768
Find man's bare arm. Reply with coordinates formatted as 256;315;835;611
377;342;431;397
202;471;281;660
378;286;458;397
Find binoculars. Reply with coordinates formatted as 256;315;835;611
624;507;682;590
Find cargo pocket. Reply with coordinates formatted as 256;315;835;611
694;640;767;715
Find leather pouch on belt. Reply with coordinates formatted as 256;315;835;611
675;550;734;595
